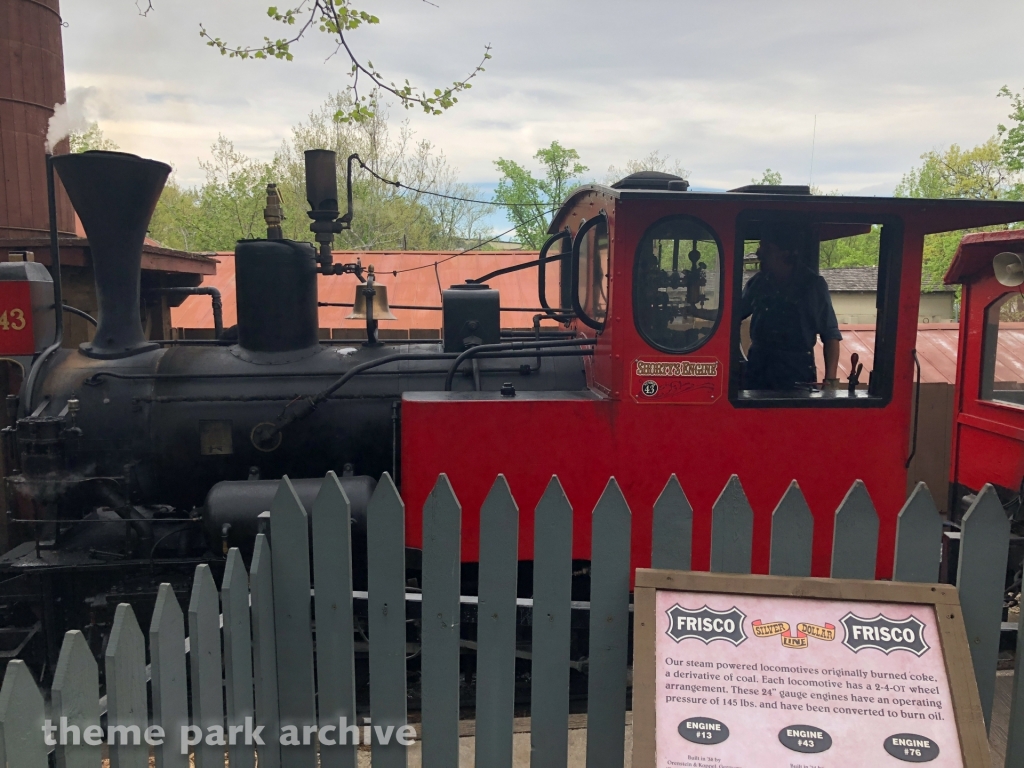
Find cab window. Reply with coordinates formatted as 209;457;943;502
731;214;902;407
574;217;610;328
981;292;1024;407
633;215;722;353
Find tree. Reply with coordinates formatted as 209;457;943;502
69;123;119;153
147;93;489;252
271;92;489;250
752;168;783;185
492;141;588;248
998;85;1024;198
894;135;1019;287
818;227;882;270
894;138;1009;200
139;1;491;124
606;150;689;185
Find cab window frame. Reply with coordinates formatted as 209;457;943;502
728;210;904;409
631;213;725;355
571;214;610;330
979;291;1024;409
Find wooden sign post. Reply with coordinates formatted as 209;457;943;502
632;570;988;767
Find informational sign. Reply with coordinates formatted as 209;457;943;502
632;571;988;768
0;281;34;356
630;357;722;404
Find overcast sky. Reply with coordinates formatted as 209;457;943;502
61;0;1024;231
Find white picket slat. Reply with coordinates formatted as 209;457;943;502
0;661;48;768
106;605;148;768
52;631;101;768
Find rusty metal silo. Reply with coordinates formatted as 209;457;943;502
0;0;75;239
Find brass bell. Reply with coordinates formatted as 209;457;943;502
346;266;398;320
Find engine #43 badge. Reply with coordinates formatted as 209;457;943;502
840;612;930;656
665;604;747;646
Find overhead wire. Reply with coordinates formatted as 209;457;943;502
353;155;542;207
348;155;562;277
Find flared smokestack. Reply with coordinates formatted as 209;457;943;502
51;151;170;358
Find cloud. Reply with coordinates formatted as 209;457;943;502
60;0;1024;202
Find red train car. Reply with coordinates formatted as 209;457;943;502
402;177;1024;578
946;230;1024;518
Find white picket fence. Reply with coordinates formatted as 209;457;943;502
0;472;1022;767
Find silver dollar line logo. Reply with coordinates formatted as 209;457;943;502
635;360;719;377
840;613;930;656
665;604;747;646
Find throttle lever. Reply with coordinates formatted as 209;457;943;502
847;352;864;395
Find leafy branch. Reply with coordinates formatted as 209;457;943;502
198;0;491;123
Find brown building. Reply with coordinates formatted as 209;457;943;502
0;0;217;351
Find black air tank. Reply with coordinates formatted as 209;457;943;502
235;239;319;355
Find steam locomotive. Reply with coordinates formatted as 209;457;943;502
0;149;587;671
4;146;1024;676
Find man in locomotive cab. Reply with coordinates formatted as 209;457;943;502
740;223;842;391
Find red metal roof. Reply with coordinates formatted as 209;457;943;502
171;250;559;331
812;324;962;385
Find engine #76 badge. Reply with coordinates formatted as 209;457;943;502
840;612;930;656
665;604;747;646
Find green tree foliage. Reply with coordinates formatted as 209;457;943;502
492;141;588;248
752;168;783;185
998;85;1024;197
894;129;1022;287
150;136;276;252
894;138;1010;200
69;123;119;153
818;227;882;270
146;93;488;252
181;1;491;124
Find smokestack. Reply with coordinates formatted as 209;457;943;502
50;151;170;359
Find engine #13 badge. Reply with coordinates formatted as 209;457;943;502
840;612;930;656
665;604;747;646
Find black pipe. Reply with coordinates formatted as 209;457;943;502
466;252;570;286
251;351;456;449
148;287;223;337
318;301;570;313
147;338;445;347
905;349;922;469
444;338;595;391
117;355;574;398
250;344;593;449
62;305;97;326
20;155;65;417
46;156;63;341
537;230;575;320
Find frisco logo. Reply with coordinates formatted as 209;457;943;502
665;604;747;646
840;612;930;656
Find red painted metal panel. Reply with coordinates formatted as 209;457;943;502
401;192;976;582
949;230;1024;496
0;281;35;354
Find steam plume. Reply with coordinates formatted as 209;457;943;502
45;87;101;153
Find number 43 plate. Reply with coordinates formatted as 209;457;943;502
0;282;35;355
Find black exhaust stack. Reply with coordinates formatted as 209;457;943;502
50;151;170;359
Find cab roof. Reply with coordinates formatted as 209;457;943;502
549;184;1024;237
944;229;1024;284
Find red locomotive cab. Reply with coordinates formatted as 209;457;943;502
401;175;1024;580
946;231;1024;518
